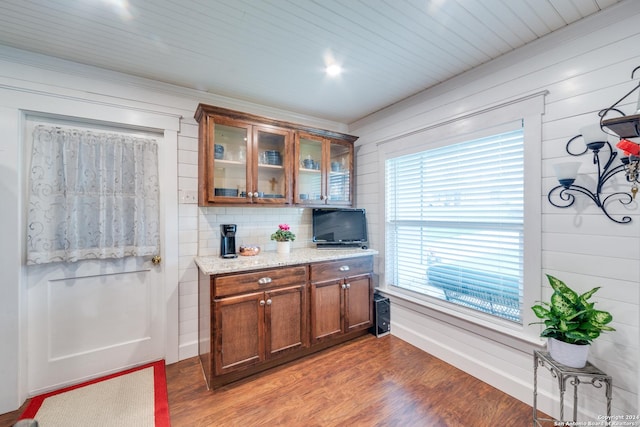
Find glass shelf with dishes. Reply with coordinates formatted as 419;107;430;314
294;132;353;206
202;115;291;205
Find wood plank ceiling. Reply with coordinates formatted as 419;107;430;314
0;0;623;123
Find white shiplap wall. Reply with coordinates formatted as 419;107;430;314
350;1;640;419
0;0;638;418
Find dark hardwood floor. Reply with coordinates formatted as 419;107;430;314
1;334;546;426
168;334;543;426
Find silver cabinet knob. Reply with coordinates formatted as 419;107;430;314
258;277;272;285
339;265;350;272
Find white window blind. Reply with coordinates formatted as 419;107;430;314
385;128;524;322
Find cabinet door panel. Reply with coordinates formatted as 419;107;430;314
345;275;373;332
310;281;343;343
210;120;251;203
327;139;353;205
296;133;324;203
254;126;291;204
266;285;308;358
214;293;264;374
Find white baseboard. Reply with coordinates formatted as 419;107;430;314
178;340;198;362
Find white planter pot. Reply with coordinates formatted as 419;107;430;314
277;241;291;255
547;338;589;368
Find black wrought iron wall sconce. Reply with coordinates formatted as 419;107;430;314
548;65;640;224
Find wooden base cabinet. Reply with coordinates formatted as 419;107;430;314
199;255;373;389
310;257;374;344
214;284;307;375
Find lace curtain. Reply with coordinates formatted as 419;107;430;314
26;125;160;264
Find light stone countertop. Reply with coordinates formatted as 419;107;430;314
195;247;378;275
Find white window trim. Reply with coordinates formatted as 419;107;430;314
376;91;546;343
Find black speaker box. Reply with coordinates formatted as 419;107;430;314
373;294;390;337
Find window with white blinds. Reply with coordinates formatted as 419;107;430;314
385;127;524;323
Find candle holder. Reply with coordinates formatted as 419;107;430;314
547;129;639;224
548;65;640;224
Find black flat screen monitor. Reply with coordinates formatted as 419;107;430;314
312;208;368;248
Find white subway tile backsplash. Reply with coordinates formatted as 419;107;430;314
197;206;313;256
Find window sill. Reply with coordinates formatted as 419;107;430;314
377;286;545;351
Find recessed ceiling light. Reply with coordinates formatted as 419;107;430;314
100;0;132;20
325;64;343;77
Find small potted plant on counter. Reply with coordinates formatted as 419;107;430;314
530;274;615;368
271;224;296;255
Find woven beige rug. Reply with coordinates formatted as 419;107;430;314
19;360;169;427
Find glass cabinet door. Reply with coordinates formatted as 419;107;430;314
196;104;356;207
211;121;249;201
254;127;289;203
297;135;323;203
328;140;352;204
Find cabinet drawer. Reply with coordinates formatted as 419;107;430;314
214;266;308;297
310;256;373;283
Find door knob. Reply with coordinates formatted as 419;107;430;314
151;255;162;265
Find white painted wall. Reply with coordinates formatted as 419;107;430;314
1;0;639;419
351;1;640;419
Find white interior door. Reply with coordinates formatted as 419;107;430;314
25;118;168;395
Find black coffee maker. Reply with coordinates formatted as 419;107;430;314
220;224;238;258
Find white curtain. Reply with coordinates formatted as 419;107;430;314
26;125;160;264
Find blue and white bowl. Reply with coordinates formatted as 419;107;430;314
214;144;224;159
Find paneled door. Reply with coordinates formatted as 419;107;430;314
25;119;170;395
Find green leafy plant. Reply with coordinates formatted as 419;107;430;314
530;274;615;345
270;224;296;242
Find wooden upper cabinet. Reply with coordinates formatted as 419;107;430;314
195;104;357;207
197;113;291;205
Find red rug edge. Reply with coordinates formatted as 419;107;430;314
19;360;170;426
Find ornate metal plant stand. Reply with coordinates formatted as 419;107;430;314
533;350;612;426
